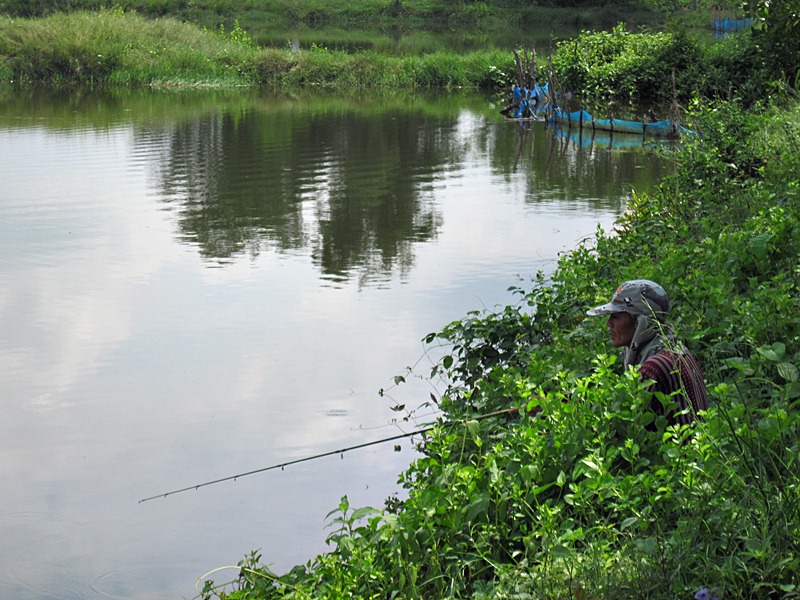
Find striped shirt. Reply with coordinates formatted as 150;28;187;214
639;350;710;426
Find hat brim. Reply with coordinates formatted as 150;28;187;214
586;302;628;316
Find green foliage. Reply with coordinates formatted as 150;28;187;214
214;19;253;48
743;0;800;83
548;16;800;109
550;23;703;106
248;45;510;89
0;10;261;85
0;11;514;87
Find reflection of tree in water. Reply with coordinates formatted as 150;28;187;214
153;108;453;284
312;113;445;285
486;120;669;211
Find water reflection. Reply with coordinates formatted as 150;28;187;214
123;90;669;285
152;109;446;284
1;88;669;289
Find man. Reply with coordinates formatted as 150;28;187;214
587;279;709;427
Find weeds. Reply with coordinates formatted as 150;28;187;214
0;10;513;88
0;10;259;85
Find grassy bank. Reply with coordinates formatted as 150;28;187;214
0;0;687;33
0;8;757;100
0;10;510;87
0;0;687;62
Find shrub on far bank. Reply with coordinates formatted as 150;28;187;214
548;21;796;110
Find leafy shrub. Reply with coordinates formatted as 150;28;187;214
547;20;798;110
549;23;704;107
743;0;800;84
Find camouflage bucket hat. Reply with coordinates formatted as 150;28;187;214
587;279;670;322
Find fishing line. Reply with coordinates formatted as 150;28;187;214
138;407;517;503
351;410;442;432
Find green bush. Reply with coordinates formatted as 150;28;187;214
744;0;800;84
549;23;704;106
547;21;797;110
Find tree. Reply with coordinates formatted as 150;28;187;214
743;0;800;82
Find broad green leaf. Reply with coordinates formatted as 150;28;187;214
351;507;379;521
758;342;785;362
750;231;774;260
550;544;574;558
634;537;658;554
465;419;482;447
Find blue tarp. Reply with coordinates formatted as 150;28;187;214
713;17;754;32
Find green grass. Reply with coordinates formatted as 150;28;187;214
0;10;260;85
0;10;515;88
0;6;756;102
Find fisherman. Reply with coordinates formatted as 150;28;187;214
587;279;709;427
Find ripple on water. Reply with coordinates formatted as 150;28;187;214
0;511;197;600
89;565;204;600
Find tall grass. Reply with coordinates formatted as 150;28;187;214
0;10;260;85
0;0;679;31
0;10;513;87
253;46;510;88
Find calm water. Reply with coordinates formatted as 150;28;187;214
0;87;671;599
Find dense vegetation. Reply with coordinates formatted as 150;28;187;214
0;9;516;87
0;0;708;27
0;3;777;105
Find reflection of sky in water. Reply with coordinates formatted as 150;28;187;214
0;108;628;599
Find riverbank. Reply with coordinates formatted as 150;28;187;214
0;10;511;88
195;7;800;600
0;0;676;43
5;4;797;598
0;10;761;118
200;93;800;600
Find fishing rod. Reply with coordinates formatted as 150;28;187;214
138;407;519;503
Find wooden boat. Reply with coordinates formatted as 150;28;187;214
547;107;691;140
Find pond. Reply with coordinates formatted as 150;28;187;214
0;86;673;599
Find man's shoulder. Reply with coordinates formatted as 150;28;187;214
641;350;678;374
643;347;703;373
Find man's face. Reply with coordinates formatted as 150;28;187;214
607;312;636;347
